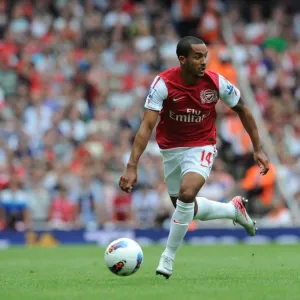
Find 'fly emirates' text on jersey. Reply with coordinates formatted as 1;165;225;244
144;67;240;149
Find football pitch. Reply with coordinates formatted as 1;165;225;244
0;245;300;300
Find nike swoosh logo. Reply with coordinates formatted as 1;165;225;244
173;220;188;225
173;96;186;102
200;164;210;168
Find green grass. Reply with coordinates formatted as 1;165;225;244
0;245;300;300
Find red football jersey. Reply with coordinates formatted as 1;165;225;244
145;67;240;149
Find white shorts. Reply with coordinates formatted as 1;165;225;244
160;145;218;197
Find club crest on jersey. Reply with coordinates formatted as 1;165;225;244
200;89;218;104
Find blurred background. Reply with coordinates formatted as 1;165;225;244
0;0;299;237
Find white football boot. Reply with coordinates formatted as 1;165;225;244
231;196;257;236
156;255;174;279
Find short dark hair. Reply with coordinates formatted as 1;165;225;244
176;36;205;58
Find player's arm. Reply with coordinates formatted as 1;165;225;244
119;109;159;193
219;75;269;175
231;97;261;152
127;109;159;168
119;76;167;193
231;98;269;175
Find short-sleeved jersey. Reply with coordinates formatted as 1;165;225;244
144;66;240;149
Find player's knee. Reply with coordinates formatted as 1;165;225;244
178;188;197;203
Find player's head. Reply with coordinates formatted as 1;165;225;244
176;36;208;78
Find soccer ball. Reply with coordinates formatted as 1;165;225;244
104;238;143;276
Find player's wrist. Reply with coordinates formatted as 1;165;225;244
127;162;138;169
253;146;262;152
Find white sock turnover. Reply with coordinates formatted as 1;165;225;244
194;197;235;221
163;200;194;260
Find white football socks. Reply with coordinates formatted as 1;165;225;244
163;200;194;260
194;196;235;221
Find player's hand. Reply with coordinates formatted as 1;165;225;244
119;164;138;193
254;149;269;175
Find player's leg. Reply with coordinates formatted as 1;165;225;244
157;146;256;279
182;146;256;235
171;194;256;235
169;145;256;232
170;194;233;218
156;171;205;278
167;146;235;220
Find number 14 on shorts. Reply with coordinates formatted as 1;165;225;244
200;150;213;168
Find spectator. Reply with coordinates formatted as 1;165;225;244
171;0;202;37
259;198;293;227
49;184;75;230
0;174;29;231
197;0;222;45
112;191;133;228
240;163;276;216
131;184;160;228
27;164;51;230
71;167;105;230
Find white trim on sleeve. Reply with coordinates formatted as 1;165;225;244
218;74;241;108
144;76;168;111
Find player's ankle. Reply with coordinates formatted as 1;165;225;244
163;247;176;260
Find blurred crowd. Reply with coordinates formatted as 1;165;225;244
0;0;299;232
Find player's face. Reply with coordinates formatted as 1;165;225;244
186;44;208;77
